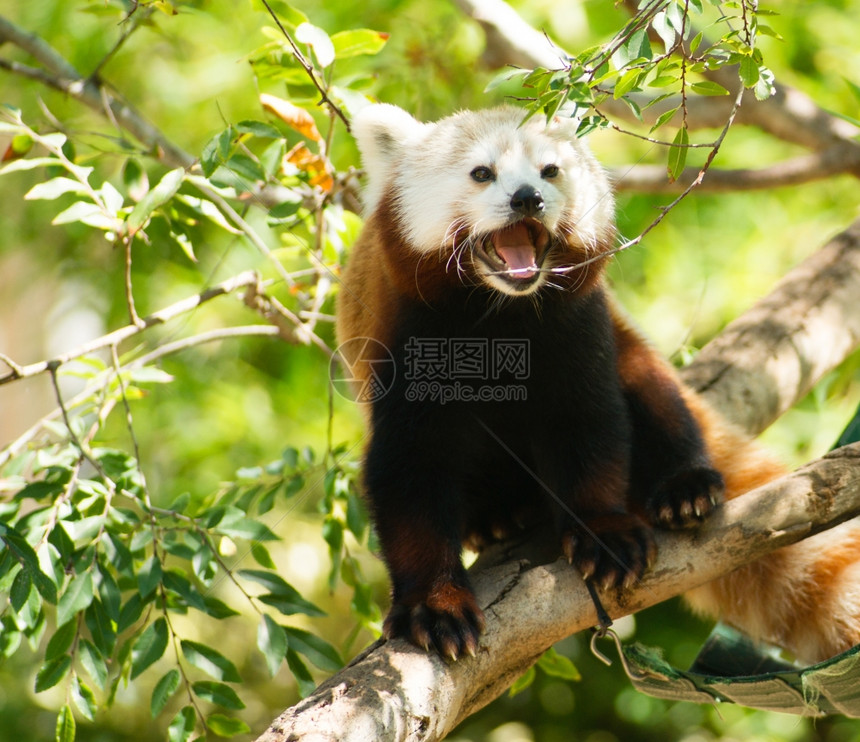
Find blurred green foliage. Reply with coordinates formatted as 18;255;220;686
0;0;858;740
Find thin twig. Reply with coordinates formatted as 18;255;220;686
257;0;350;130
0;325;280;472
0;270;261;386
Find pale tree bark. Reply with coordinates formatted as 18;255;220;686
254;209;860;741
454;0;860;192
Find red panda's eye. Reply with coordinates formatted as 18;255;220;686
541;164;560;179
470;166;495;183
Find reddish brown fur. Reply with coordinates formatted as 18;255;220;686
339;156;860;666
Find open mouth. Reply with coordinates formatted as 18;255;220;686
475;218;550;284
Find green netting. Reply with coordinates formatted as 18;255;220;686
601;399;860;717
611;624;860;717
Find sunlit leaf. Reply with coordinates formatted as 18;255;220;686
260;94;322;142
131;617;169;679
57;571;94;627
206;713;250;738
257;614;287;677
79;640;108;691
285;649;315;698
72;676;97;721
151;669;182;718
127;168;184;235
283;626;342;671
667;125;689;182
295;22;334;68
508;666;535;697
181;640;240;682
192;681;245;710
537;646;581;680
55;704;76;742
167;706;196;742
35;654;72;692
330;29;389;59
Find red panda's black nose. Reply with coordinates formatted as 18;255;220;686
510;186;544;217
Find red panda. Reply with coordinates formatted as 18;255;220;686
336;103;860;663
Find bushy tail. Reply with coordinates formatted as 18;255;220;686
684;396;860;664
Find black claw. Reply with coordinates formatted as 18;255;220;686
647;466;725;530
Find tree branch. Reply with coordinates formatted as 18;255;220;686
0;14;315;211
681;217;860;436
0;14;194;169
610;142;860;192
0;270;263;386
255;442;860;742
459;0;860;182
253;213;860;739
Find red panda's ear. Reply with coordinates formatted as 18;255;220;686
547;111;581;139
352;104;431;213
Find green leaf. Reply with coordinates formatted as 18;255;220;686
118;592;145;634
85;599;116;656
122;158;149;200
55;704;76;742
25;177;87;201
200;128;233;178
651;10;676;48
267;197;302;222
52;201;121;231
57;571;94;627
131;617;169;679
257;592;327;619
10;568;32;611
192;681;245;710
72;676;97;721
690;81;729;96
250;542;276;569
151;668;182;718
508;665;536;697
137;555;163;598
285;649;315;698
0;522;57;603
224;153;266;186
257;614;287;677
35;654;72;692
667;126;689;182
213;517;278;542
127;168;184;235
97;565;121;622
739;56;759;87
45;619;77;661
611;28;651;70
181;640;240;682
845;78;860;105
206;713;250;738
296;22;334;68
614;68;643;98
235;120;282;139
200;595;240;620
537;646;581;680
650;105;680;132
167;706;196;742
163;569;207;611
330;29;388;59
79;639;108;691
283;626;342;671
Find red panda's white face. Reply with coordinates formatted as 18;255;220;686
353;104;615;296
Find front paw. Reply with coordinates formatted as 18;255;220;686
561;513;656;590
646;466;725;530
384;583;485;660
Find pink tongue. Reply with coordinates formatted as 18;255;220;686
492;224;537;279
